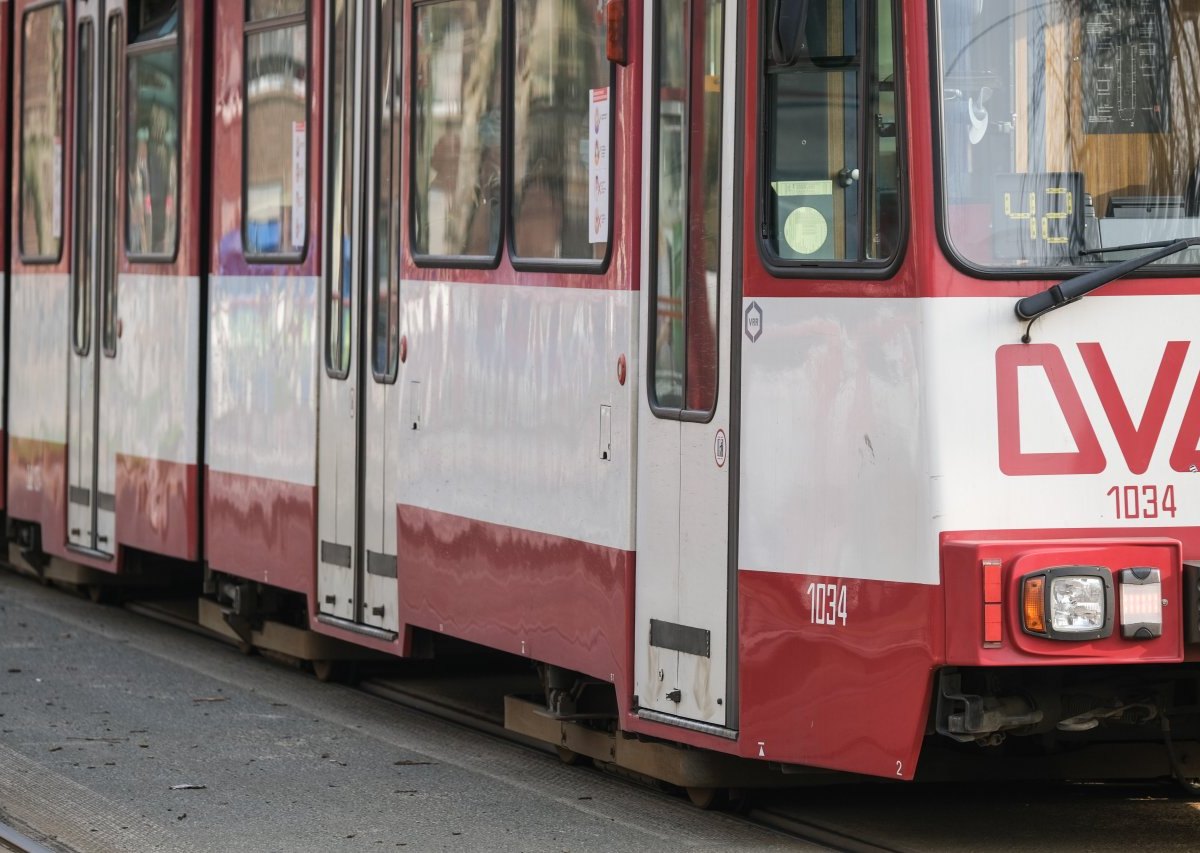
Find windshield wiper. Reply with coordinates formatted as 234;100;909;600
1014;236;1200;321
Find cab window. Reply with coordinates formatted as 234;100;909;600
762;0;902;266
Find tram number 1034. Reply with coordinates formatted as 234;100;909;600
1106;484;1177;520
808;582;849;627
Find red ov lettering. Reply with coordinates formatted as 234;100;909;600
996;341;1200;476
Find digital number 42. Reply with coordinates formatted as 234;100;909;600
808;582;848;627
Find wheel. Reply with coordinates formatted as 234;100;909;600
555;745;586;766
88;584;115;604
1177;776;1200;798
685;786;725;810
311;659;339;682
311;659;357;683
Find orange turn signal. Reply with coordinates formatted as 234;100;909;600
1023;576;1046;634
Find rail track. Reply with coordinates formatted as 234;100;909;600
0;573;901;852
10;570;1200;852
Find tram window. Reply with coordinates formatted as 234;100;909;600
510;0;612;264
134;0;177;35
102;15;124;357
762;0;902;266
936;0;1200;272
243;4;308;260
248;0;306;21
372;0;401;382
325;0;355;378
18;2;65;263
412;0;504;262
74;21;95;356
650;0;723;416
126;13;180;262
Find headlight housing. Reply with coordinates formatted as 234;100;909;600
1021;566;1114;641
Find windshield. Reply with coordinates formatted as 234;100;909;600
936;0;1200;271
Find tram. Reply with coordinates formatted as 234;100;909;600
4;0;1200;789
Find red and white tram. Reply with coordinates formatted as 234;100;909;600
5;0;1200;788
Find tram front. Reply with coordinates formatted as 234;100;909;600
927;0;1200;781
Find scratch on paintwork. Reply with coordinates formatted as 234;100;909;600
863;434;875;460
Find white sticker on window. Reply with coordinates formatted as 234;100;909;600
291;121;306;250
52;136;63;240
588;87;610;244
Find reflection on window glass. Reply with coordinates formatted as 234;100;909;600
20;4;65;261
373;0;401;380
937;0;1200;270
249;0;306;21
326;0;354;377
103;16;124;355
245;22;307;257
137;0;178;34
764;0;899;263
653;0;722;413
413;0;503;258
127;46;180;258
75;22;95;355
512;0;611;261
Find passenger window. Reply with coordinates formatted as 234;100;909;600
650;0;723;416
326;0;355;378
126;8;180;261
511;0;612;264
102;15;124;356
74;21;95;355
19;2;65;263
763;0;901;265
244;0;308;259
372;0;401;381
248;0;306;20
412;0;503;260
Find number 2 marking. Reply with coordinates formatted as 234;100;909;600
896;760;903;777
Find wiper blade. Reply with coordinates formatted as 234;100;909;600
1014;236;1200;321
1078;239;1192;256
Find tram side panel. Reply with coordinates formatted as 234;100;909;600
707;0;938;780
104;2;207;563
390;1;642;681
203;0;321;595
0;0;10;514
8;0;71;559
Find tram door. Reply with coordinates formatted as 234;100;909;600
635;0;735;729
317;0;402;635
67;0;122;556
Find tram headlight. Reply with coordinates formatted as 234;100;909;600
1021;567;1114;641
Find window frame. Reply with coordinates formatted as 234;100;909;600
17;0;66;265
241;0;310;264
647;0;725;424
409;0;507;270
755;0;908;279
123;17;183;265
506;0;616;274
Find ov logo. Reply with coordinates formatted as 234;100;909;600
996;342;1200;476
